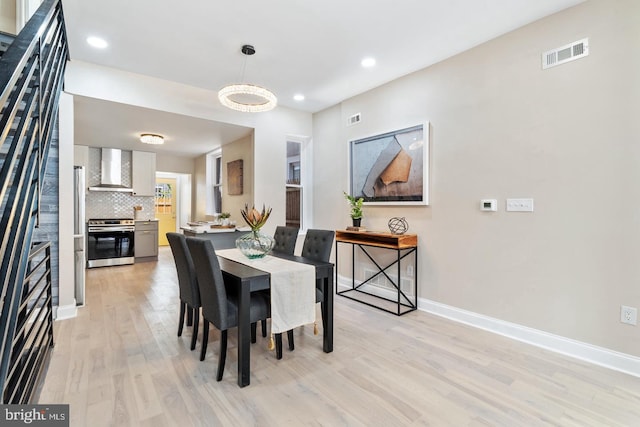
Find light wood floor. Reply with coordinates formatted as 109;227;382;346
38;247;640;426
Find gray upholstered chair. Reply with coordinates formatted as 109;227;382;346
272;226;299;255
275;229;335;359
185;237;270;381
167;232;201;351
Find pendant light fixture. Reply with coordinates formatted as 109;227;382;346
218;44;277;113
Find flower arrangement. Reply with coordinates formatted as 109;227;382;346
240;204;272;231
218;212;231;219
236;204;275;259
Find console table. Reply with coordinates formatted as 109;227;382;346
335;230;418;316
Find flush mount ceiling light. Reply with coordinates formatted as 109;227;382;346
218;45;277;113
140;133;164;145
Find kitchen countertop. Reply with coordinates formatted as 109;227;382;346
180;225;239;234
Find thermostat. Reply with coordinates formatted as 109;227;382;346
480;199;497;212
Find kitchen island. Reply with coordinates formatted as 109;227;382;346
181;225;242;250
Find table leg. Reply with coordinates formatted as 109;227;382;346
237;279;251;387
323;273;334;353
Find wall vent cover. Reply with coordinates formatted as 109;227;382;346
347;112;361;126
542;38;589;69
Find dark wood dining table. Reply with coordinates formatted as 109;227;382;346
217;251;334;387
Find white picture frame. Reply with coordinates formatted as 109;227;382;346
348;122;429;205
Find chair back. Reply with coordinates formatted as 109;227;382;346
301;229;335;262
167;232;200;308
273;226;299;255
185;237;230;329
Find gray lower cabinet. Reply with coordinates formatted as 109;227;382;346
135;220;158;261
182;230;242;250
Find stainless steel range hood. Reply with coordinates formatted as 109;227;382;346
88;148;133;192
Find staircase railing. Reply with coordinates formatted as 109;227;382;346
0;0;67;404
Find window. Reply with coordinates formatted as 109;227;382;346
206;150;222;215
286;139;308;229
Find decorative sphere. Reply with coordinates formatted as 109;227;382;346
388;217;408;235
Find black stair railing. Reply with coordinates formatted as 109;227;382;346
0;0;67;403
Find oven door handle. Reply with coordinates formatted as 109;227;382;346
88;226;135;233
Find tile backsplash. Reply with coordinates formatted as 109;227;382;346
86;192;155;220
86;147;155;220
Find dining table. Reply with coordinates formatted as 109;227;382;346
216;251;334;387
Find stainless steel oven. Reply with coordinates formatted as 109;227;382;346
87;219;135;268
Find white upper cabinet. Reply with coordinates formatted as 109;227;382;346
132;151;156;196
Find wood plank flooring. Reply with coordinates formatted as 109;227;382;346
38;247;640;426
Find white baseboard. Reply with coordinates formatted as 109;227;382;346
419;298;640;378
55;302;78;320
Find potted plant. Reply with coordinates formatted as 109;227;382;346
218;212;231;226
343;192;364;227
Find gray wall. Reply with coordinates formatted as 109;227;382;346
313;0;640;356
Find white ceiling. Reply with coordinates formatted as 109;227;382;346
61;0;584;156
73;96;252;157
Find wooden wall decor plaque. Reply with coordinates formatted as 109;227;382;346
227;159;243;195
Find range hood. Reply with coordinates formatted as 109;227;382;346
88;148;133;192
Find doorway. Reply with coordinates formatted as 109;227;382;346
155;177;176;246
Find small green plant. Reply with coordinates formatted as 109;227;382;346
343;192;364;219
219;212;231;219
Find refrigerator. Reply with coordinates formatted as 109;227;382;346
74;166;86;306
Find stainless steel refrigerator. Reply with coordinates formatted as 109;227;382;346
74;166;86;305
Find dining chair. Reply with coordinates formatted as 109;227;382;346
275;229;335;359
185;237;270;381
272;226;299;255
257;226;300;338
167;232;201;351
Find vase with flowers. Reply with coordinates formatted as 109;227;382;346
235;204;275;259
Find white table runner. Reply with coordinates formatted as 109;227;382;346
216;248;315;334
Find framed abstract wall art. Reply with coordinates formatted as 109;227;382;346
349;122;429;205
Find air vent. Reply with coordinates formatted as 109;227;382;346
542;38;589;69
347;112;361;126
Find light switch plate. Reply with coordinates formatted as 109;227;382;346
506;198;534;212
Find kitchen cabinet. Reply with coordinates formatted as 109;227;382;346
132;151;156;196
135;220;158;261
182;229;241;249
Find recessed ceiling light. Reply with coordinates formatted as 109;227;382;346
361;57;376;68
87;36;108;49
293;94;305;101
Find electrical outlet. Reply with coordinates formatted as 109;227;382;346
407;265;414;276
621;305;637;325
